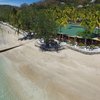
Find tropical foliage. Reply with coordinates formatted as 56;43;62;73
0;1;100;40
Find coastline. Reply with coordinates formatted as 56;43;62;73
0;22;100;100
1;41;100;100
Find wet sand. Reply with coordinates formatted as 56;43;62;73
0;23;100;100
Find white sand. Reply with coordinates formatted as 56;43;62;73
0;23;31;50
0;23;100;100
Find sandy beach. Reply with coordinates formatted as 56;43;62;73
0;23;100;100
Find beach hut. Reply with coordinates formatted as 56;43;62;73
92;27;100;45
58;24;100;45
58;23;85;43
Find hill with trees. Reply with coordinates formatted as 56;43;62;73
0;0;100;40
37;0;100;6
0;5;18;21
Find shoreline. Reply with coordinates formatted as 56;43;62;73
1;41;100;100
0;22;100;100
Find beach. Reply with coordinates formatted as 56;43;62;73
0;23;100;100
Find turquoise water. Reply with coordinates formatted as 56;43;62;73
0;57;19;100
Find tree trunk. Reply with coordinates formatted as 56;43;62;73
85;38;87;49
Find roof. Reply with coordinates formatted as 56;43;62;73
58;24;85;37
93;38;100;41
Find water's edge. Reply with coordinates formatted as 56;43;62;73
0;55;19;100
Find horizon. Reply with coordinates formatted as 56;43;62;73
0;0;40;6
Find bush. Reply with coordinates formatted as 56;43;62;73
97;44;100;47
90;45;95;50
78;43;85;46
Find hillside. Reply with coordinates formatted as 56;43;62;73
0;5;18;21
36;0;100;6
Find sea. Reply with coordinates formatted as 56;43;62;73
0;57;20;100
0;24;24;100
0;29;19;100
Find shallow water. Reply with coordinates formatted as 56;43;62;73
0;56;19;100
0;29;7;45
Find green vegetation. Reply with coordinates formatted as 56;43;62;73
0;5;18;22
33;10;58;42
78;43;85;46
90;44;96;49
0;1;100;42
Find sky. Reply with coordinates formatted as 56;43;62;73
0;0;40;6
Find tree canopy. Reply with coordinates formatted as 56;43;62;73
0;1;100;39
